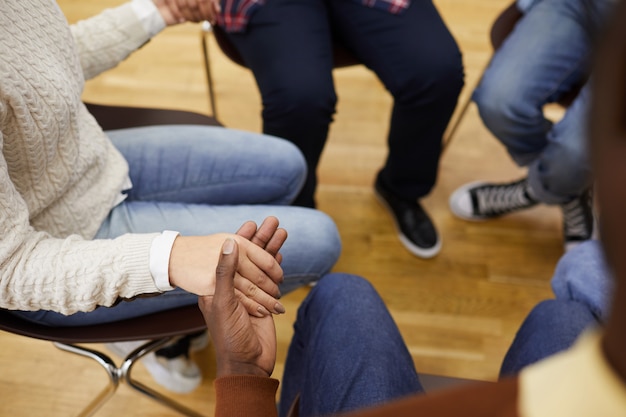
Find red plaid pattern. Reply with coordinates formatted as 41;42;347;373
362;0;411;14
218;0;411;32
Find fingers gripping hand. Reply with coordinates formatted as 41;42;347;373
154;0;221;25
231;217;288;317
169;233;285;317
236;216;288;264
233;237;286;316
199;238;277;378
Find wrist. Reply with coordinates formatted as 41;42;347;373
217;361;271;378
131;0;168;34
168;235;193;289
150;230;179;291
151;0;181;26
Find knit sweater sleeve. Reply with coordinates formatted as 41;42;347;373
69;2;153;80
0;130;160;314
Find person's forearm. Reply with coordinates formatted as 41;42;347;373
70;2;153;80
214;376;279;417
0;231;159;314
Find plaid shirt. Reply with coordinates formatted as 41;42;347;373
217;0;411;32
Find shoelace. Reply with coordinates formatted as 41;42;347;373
474;181;534;216
561;195;592;239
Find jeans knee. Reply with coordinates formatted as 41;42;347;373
304;211;342;270
528;299;571;321
526;299;596;327
474;83;511;131
310;273;378;308
534;140;591;197
473;76;538;142
275;139;307;187
554;137;588;171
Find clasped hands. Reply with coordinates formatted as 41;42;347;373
169;217;287;318
152;0;222;26
197;218;282;378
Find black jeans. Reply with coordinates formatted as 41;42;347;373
226;0;464;207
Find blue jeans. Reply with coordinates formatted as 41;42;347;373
225;0;464;206
499;299;599;376
279;274;423;417
551;240;613;322
500;240;612;376
472;0;614;204
13;125;341;326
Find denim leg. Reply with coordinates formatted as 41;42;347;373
13;125;341;326
473;0;597;167
225;0;337;208
329;0;464;199
279;274;423;417
107;124;342;290
499;299;599;377
106;125;307;205
526;83;593;203
551;240;614;322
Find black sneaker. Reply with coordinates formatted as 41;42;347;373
374;175;441;258
449;178;538;220
561;189;595;251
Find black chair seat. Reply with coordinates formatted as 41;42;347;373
0;305;206;345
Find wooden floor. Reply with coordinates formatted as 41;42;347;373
1;1;567;416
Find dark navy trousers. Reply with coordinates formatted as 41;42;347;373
226;0;464;207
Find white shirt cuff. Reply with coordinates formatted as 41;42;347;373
130;0;167;38
149;230;180;291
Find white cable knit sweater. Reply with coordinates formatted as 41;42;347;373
0;0;163;314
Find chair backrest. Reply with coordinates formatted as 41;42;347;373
212;25;360;69
85;102;222;130
0;305;206;344
489;2;523;51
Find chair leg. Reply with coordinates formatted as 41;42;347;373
120;338;206;417
201;21;219;120
55;338;205;417
441;61;489;153
53;342;120;417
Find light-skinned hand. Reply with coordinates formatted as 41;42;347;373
199;238;277;378
169;224;286;317
235;216;287;265
153;0;221;26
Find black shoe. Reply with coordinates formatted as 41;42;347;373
374;176;441;258
561;188;595;251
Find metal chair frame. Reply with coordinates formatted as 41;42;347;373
0;306;207;417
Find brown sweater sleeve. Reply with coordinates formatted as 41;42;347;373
214;375;520;417
214;375;280;417
340;377;520;417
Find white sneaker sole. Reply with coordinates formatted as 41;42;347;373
106;341;202;394
448;181;493;222
142;354;201;394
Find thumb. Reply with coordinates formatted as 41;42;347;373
214;238;238;300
